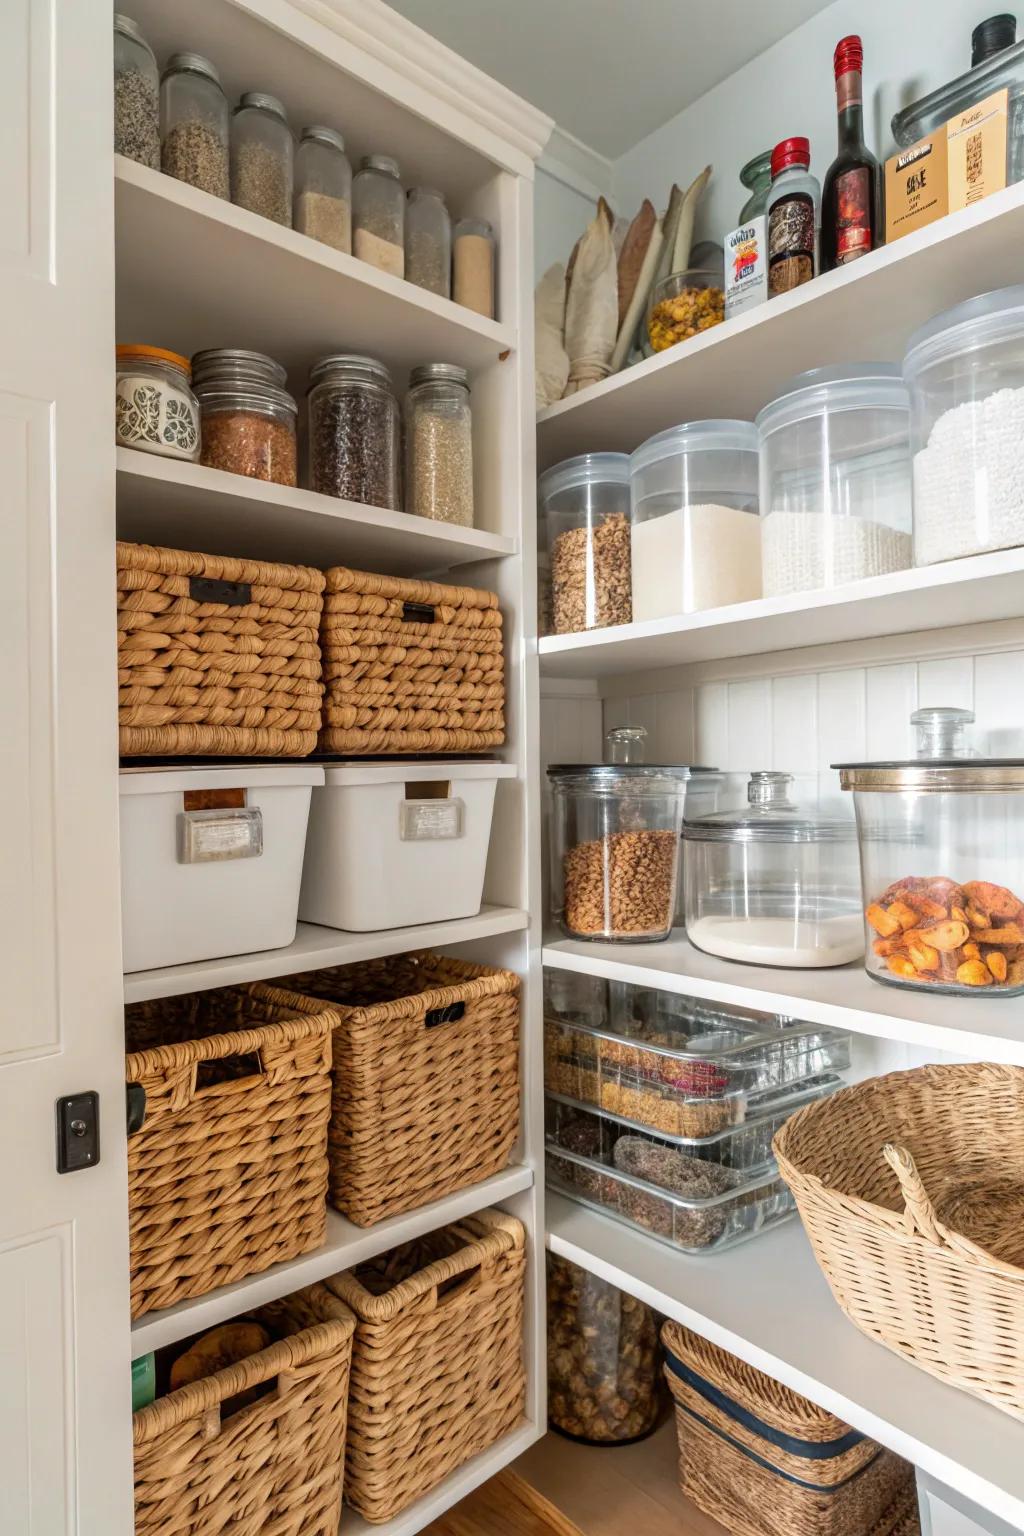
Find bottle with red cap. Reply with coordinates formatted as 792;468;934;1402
766;135;820;298
820;34;884;271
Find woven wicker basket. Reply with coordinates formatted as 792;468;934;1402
117;540;325;757
134;1286;355;1536
305;1210;527;1523
319;565;505;754
260;953;520;1227
662;1322;915;1536
773;1062;1024;1421
125;986;334;1318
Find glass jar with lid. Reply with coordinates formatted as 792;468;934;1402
683;771;863;968
192;348;297;485
548;763;690;943
406;188;452;297
405;363;474;525
307;353;400;508
116;345;200;462
737;149;773;221
539;453;632;634
353;156;405;277
160;52;230;200
756;364;913;597
646;269;725;356
294;125;351;251
838;706;1024;997
114;15;159;169
453;217;496;318
231;92;293;226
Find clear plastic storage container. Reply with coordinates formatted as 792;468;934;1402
646;269;725;354
307;353;401;508
114;14;160;169
548;764;689;943
405;362;473;525
904;286;1024;565
160;52;230;200
838;705;1024;997
630;420;762;620
406;187;451;297
684;771;864;968
540;453;632;634
192;348;297;485
353;154;405;277
294;125;351;251
756;365;913;597
231;92;293;225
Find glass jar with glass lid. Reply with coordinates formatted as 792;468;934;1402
737;149;773;221
838;706;1024;997
405;363;473;525
114;14;160;168
231;92;293;226
294;125;351;251
192;348;297;485
406;188;452;297
353;155;405;277
307;353;401;508
160;52;230;199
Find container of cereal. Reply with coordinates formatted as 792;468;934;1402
646;269;725;354
116;345;200;461
192;348;297;485
307;353;401;509
160;52;230;199
114;14;159;169
539;453;632;633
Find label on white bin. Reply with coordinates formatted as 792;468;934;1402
400;799;464;841
177;807;264;863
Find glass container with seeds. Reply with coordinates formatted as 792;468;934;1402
405;187;451;298
453;216;496;318
231;92;293;227
405;362;474;526
160;52;230;200
307;352;401;509
539;452;632;633
114;14;159;170
294;125;351;252
352;155;405;278
192;348;297;486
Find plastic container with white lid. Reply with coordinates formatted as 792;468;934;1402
629;420;761;621
756;364;913;597
539;452;632;634
903;285;1024;565
299;760;515;932
119;763;323;972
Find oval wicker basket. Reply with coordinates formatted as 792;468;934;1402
773;1062;1024;1420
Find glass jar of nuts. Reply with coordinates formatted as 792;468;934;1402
646;268;725;355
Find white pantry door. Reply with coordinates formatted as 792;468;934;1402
0;1;133;1533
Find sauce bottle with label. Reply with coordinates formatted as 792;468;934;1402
766;137;819;298
821;35;884;270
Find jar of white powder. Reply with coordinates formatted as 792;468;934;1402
904;285;1024;566
756;364;913;598
629;420;761;622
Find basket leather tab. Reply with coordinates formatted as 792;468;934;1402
189;575;253;607
402;600;436;624
424;1000;466;1028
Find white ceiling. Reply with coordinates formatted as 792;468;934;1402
386;0;836;158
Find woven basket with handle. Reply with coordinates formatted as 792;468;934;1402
117;540;325;757
319;565;505;754
773;1062;1024;1421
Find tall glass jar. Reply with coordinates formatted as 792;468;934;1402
352;156;405;277
738;149;773;221
160;53;230;200
115;345;200;461
539;453;632;633
114;14;159;169
406;188;451;297
231;92;293;226
405;363;473;525
294;125;351;251
308;353;400;508
191;348;297;485
453;217;496;318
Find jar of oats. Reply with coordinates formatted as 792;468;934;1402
160;53;229;200
231;92;294;227
192;348;297;486
539;453;632;634
405;363;473;525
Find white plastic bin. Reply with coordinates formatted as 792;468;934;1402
120;764;323;971
299;761;516;931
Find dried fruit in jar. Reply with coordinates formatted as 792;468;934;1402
865;873;1024;990
647;285;725;352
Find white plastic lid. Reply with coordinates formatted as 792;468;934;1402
320;760;516;787
903;285;1024;377
538;452;630;502
756;364;908;437
630;419;757;476
119;764;324;794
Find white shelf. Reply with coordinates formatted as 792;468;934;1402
115;157;514;384
538;547;1024;676
543;929;1024;1064
131;1164;534;1358
125;905;529;1004
547;1194;1024;1530
537;181;1024;469
116;449;516;572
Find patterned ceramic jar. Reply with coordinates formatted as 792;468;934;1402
115;345;200;461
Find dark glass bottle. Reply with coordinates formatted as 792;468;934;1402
820;35;883;271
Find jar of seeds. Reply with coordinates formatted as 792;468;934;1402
308;353;401;509
116;345;200;461
352;156;405;278
405;363;474;526
294;125;351;251
160;53;230;200
406;187;451;298
114;15;159;169
453;216;496;318
192;348;297;485
231;92;293;226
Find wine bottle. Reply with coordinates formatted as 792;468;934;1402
820;35;883;271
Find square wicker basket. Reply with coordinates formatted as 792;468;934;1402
318;565;505;754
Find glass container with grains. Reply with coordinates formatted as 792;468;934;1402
539;453;632;634
114;14;159;169
646;269;725;355
115;345;200;462
294;125;351;252
352;156;405;278
160;53;230;200
453;216;496;318
405;363;474;526
231;92;293;227
406;188;452;298
307;353;401;509
191;348;297;486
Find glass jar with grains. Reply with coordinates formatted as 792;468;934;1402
539;452;632;633
294;125;351;252
352;156;405;278
405;188;451;298
191;349;297;486
114;14;159;169
405;363;474;526
453;216;496;318
307;353;401;509
160;53;230;200
231;92;293;227
115;345;200;462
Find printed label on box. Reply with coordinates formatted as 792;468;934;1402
947;87;1008;210
724;217;767;319
885;133;948;242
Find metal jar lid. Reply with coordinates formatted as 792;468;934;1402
237;91;288;122
308;353;393;390
162;52;222;86
361;154;401;178
191;348;288;388
301;124;346;153
837;761;1024;792
409;363;470;390
684;771;855;843
115;14;150;46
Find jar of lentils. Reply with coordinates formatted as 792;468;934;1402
294;125;352;251
116;345;200;461
352;155;405;277
160;53;230;200
308;354;401;509
114;14;159;169
231;92;293;226
192;348;297;486
405;363;474;526
406;187;451;297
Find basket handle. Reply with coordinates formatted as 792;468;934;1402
882;1143;943;1242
